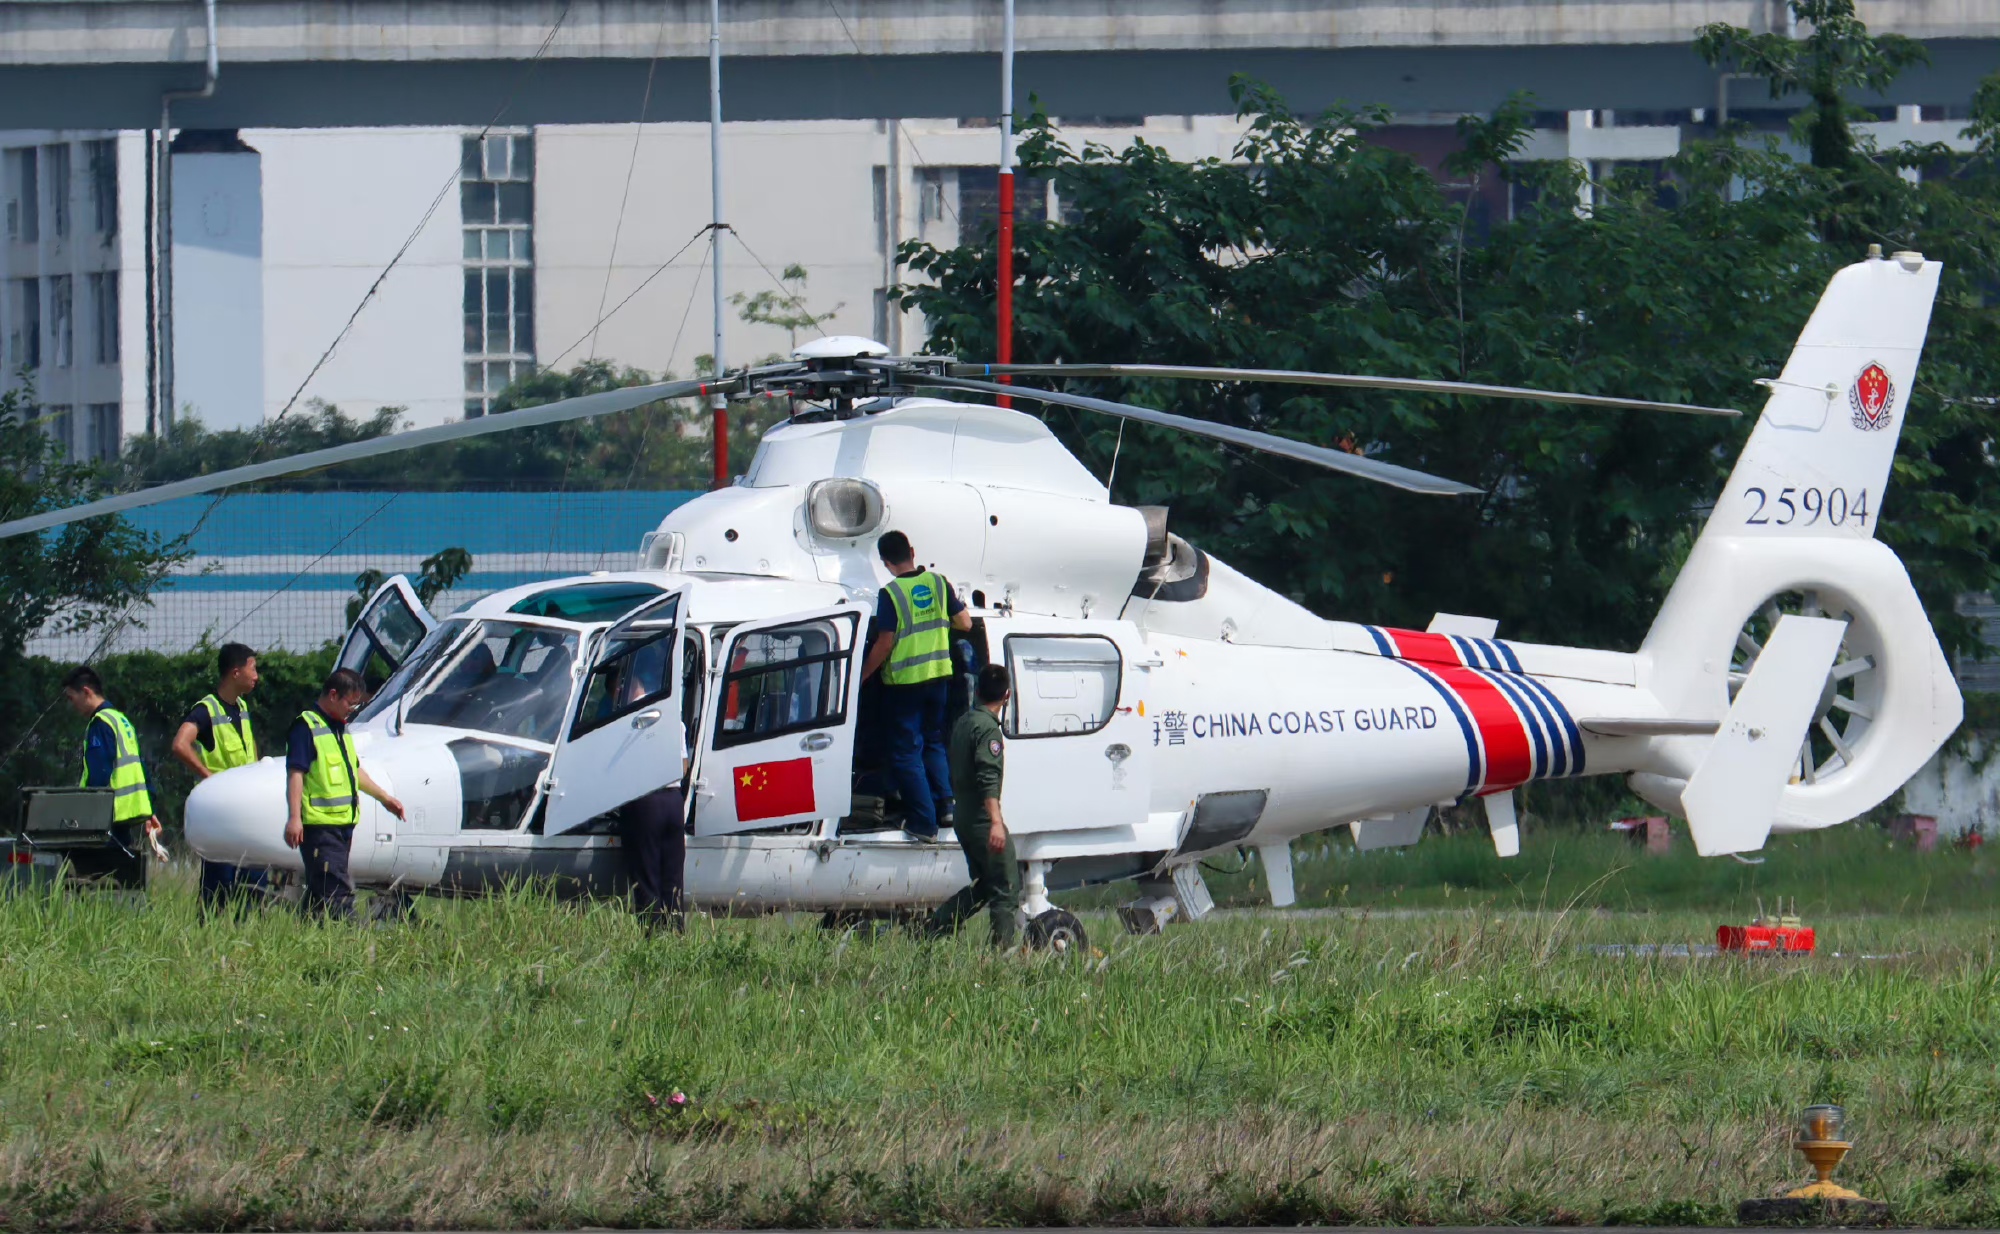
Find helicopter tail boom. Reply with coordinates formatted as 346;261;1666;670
1631;253;1961;838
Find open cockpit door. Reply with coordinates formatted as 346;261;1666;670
693;603;867;835
338;574;437;694
544;588;691;835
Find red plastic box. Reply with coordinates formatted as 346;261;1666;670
1717;924;1816;954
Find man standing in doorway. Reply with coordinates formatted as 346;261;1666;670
925;664;1020;946
169;642;269;913
284;668;405;919
61;665;161;885
861;530;972;839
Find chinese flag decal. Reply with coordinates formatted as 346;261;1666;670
734;757;816;822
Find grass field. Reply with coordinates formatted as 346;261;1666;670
1186;820;2000;915
1;827;1997;1230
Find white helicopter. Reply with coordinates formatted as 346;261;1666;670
4;251;1961;947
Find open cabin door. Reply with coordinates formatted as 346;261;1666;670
543;588;690;835
338;574;437;694
693;603;867;835
984;617;1154;835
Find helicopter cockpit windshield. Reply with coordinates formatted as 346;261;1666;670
398;620;581;744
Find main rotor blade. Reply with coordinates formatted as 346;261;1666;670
909;373;1479;496
952;363;1740;418
0;377;729;541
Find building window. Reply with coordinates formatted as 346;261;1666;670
43;143;69;240
86;403;120;462
954;167;1050;238
48;275;72;368
9;277;39;369
461;130;534;417
87;139;117;238
40;405;72;458
88;272;118;364
7;148;38;243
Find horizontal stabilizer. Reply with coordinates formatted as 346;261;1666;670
1582;717;1722;737
1428;612;1499;639
1682;615;1848;857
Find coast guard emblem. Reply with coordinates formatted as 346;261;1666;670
1850;362;1894;432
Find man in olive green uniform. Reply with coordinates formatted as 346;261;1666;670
284;668;405;919
926;665;1020;945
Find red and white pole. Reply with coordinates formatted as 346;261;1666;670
995;0;1015;408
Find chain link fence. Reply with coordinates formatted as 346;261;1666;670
27;487;701;661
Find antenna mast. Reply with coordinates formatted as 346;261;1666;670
708;0;729;486
995;0;1014;408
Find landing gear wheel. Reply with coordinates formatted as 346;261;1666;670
367;889;418;927
1026;908;1087;954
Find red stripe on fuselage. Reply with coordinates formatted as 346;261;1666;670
1383;629;1466;669
1429;665;1533;791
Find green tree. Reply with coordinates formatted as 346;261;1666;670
895;72;2000;655
346;547;475;627
0;388;192;822
1696;0;1928;173
0;388;187;659
731;263;843;350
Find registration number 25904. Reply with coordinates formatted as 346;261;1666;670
1743;486;1870;528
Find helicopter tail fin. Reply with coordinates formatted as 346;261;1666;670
1632;253;1961;838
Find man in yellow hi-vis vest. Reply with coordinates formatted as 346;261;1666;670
861;530;972;839
61;665;160;884
169;642;269;913
283;668;405;919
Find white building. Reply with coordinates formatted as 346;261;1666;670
0;108;1980;455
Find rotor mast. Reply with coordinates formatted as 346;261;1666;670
995;0;1014;408
708;0;729;487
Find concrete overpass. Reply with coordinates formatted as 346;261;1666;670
0;0;1993;129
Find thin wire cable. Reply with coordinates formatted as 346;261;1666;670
219;492;400;639
271;0;576;422
588;5;675;361
541;224;713;373
593;245;713;570
731;229;832;341
822;0;959;226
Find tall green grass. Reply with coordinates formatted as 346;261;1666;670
0;868;1996;1228
1178;821;2000;915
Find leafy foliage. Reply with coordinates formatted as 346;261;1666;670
0;388;187;659
896;66;2000;655
346;548;474;627
1696;0;1929;173
731;263;843;349
0;642;337;828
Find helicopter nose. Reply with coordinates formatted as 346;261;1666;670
184;758;300;871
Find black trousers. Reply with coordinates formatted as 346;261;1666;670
620;785;686;930
299;824;356;920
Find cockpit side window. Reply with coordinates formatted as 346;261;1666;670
354;619;470;725
405;621;580;744
573;625;675;739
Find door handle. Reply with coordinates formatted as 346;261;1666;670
631;709;663;729
800;731;834;751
